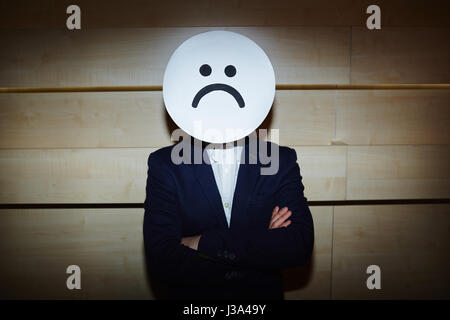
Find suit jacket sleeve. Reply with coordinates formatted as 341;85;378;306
143;151;242;286
197;147;315;270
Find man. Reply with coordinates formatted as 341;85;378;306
143;31;314;300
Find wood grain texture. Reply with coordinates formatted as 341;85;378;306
0;146;346;204
1;0;449;28
292;147;347;201
0;90;335;148
0;148;156;204
2;88;449;148
0;208;152;299
3;27;449;86
332;204;450;299
0;92;174;148
0;0;449;302
284;206;332;299
347;146;450;200
335;90;450;145
3;84;450;93
0;206;331;299
269;91;335;146
351;27;450;84
0;27;350;87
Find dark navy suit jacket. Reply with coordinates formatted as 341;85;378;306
143;137;314;300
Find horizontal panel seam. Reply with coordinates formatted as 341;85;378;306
1;199;449;209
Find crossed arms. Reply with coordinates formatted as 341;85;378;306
143;147;314;286
181;205;293;250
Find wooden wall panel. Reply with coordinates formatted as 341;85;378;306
1;0;449;301
284;206;332;299
0;148;155;204
0;27;349;87
1;0;449;28
335;90;450;145
7;145;450;203
0;90;335;148
351;27;450;83
0;208;152;299
2;88;449;149
269;91;335;146
0;146;345;203
4;26;449;88
347;146;450;200
332;204;450;299
293;147;346;201
0;92;173;148
0;206;330;299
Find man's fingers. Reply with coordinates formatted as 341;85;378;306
180;235;200;250
270;210;292;229
269;207;288;228
280;220;291;228
271;206;280;217
270;207;289;225
273;210;291;228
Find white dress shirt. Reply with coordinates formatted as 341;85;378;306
206;144;243;228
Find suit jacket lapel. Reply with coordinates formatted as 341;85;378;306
190;137;262;230
229;137;261;229
192;140;229;229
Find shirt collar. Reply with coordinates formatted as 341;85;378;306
206;144;243;164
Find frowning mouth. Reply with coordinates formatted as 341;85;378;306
192;83;245;108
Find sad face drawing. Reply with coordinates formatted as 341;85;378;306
163;31;276;144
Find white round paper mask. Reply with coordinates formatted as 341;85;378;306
163;30;275;144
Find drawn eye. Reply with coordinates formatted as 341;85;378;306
225;65;236;77
199;64;212;76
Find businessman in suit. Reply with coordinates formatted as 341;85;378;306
143;136;314;299
142;30;314;299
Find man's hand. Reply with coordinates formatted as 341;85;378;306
181;206;290;249
181;235;201;250
269;206;292;229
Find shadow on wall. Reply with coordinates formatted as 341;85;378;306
282;253;315;294
164;106;179;140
